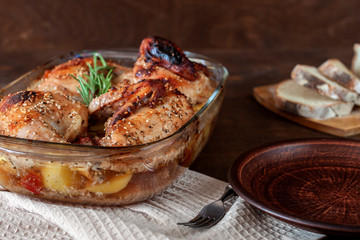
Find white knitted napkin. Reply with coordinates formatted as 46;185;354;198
0;170;324;240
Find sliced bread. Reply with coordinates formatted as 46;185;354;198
352;43;360;77
273;80;354;119
291;64;360;105
319;59;360;94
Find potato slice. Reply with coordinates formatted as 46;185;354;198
0;156;16;175
0;168;10;186
41;163;81;193
86;173;132;194
71;166;92;179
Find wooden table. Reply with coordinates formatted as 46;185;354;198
1;47;358;182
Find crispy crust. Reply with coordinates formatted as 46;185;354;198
319;59;360;94
0;91;38;113
137;36;198;81
291;64;360;104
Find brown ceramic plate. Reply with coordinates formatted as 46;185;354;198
228;138;360;236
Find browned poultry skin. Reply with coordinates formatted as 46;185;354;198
133;36;215;105
89;79;166;122
107;79;166;126
30;57;132;101
101;90;194;146
0;91;88;143
134;36;199;81
31;58;92;100
88;87;127;122
111;65;135;89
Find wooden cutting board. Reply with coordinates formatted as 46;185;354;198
253;84;360;137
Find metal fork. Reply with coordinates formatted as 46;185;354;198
178;185;237;228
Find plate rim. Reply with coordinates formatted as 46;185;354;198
228;137;360;235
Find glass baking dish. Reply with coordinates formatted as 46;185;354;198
0;49;228;205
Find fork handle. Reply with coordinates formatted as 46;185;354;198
220;185;237;202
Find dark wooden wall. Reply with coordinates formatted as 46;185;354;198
1;0;360;80
2;0;360;54
2;0;360;81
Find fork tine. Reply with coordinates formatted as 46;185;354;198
177;222;190;226
182;216;210;227
201;218;220;228
190;217;214;228
187;213;203;223
177;212;203;225
178;216;205;226
203;213;226;228
180;215;208;226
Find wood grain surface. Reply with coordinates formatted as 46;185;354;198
2;0;360;181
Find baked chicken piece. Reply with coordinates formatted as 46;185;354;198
90;79;194;146
30;57;134;101
30;58;91;100
88;79;166;122
0;91;88;143
133;36;216;105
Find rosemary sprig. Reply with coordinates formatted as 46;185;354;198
72;52;114;106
